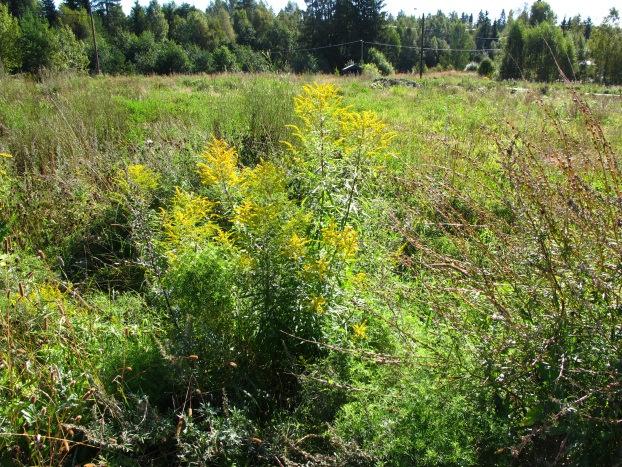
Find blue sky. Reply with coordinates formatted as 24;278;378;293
119;0;616;23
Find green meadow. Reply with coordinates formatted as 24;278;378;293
1;72;622;465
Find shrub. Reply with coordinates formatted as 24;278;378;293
477;57;494;76
499;20;525;80
0;4;21;73
148;84;394;416
233;45;270;72
126;31;159;73
212;45;238;72
52;26;88;72
291;51;318;74
92;35;128;74
187;44;213;72
18;12;56;73
367;47;394;76
523;21;576;81
154;40;190;74
361;62;380;79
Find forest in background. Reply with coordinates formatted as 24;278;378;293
0;0;621;83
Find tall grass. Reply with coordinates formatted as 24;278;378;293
1;72;621;465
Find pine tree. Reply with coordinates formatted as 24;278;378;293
129;0;146;35
6;0;38;18
499;20;525;79
499;9;507;30
42;0;58;24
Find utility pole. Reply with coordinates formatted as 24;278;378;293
360;39;364;65
419;13;425;79
88;0;101;75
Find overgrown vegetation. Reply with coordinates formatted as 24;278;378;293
1;72;622;465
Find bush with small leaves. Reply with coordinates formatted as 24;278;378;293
367;47;394;76
478;57;494;76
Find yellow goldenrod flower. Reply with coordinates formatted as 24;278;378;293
126;164;160;192
161;188;219;249
239;161;286;198
287;233;309;260
0;152;11;176
293;83;343;130
351;272;367;287
352;322;368;339
303;257;330;281
322;222;359;260
36;283;65;304
339;110;396;158
238;253;254;270
310;295;327;313
233;199;258;227
197;138;239;187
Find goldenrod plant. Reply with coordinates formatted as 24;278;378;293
152;84;394;415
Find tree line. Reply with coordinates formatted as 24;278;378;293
0;0;620;83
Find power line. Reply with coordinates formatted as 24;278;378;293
292;40;363;53
270;39;501;57
364;40;501;52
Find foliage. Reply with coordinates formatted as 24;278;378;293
529;0;556;25
156;83;392;409
588;15;622;84
0;3;21;72
212;44;238;72
361;62;380;79
51;25;89;72
523;21;576;81
393;89;622;463
18;12;56;73
0;251;167;465
499;20;525;80
154;40;190;74
367;47;393;76
0;0;614;84
478;56;494;76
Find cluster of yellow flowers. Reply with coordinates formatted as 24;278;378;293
288;233;309;260
152;83;393;323
161;188;221;254
127;164;160;191
197;137;240;187
338;110;396;159
34;283;68;309
293;83;343;127
310;295;327;314
322;222;359;260
115;164;161;202
0;152;12;177
351;321;368;339
303;257;330;281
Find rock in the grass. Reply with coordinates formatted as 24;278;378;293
372;77;420;89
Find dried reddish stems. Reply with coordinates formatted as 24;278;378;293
393;91;622;459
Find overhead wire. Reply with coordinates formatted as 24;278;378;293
271;39;501;55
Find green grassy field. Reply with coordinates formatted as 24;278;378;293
1;72;622;465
